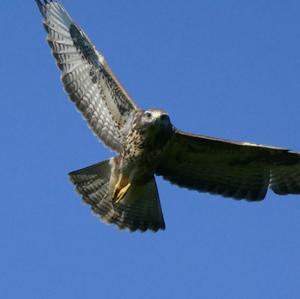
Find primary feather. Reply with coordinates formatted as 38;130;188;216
36;0;138;152
156;130;300;201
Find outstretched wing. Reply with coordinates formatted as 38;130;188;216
36;0;138;152
156;130;300;201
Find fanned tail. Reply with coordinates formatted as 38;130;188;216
69;160;165;232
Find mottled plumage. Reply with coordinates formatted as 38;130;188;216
36;0;300;232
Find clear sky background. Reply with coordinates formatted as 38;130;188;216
1;1;300;298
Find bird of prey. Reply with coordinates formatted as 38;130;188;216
36;0;300;232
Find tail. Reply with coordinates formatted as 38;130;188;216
69;159;165;232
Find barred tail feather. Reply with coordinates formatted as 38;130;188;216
69;160;165;232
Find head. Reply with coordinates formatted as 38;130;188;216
138;109;171;129
134;109;173;145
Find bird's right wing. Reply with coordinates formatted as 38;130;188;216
36;0;139;152
156;130;300;201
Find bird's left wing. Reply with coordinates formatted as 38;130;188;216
156;130;300;201
36;0;138;152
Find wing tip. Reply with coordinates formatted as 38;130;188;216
35;0;45;15
35;0;60;17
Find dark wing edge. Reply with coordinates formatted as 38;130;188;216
156;129;300;201
36;0;138;152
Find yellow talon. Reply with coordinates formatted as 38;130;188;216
114;183;131;203
113;175;131;203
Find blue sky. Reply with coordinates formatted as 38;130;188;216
1;1;300;298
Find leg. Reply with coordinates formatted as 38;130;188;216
113;175;131;203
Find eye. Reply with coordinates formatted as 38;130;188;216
144;111;152;118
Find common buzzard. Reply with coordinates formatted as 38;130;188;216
36;0;300;232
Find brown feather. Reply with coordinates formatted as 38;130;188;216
156;129;300;201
